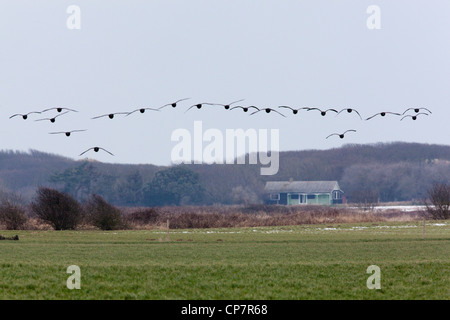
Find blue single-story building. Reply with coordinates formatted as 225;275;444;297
264;180;345;205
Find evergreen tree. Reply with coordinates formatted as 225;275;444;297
143;166;205;206
116;170;144;206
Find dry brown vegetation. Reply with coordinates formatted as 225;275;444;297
0;204;425;231
121;205;424;230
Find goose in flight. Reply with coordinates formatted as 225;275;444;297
35;111;70;123
49;129;87;137
214;99;245;110
126;107;160;116
250;108;286;117
229;105;260;113
400;113;429;121
9;111;42;120
337;108;363;120
158;98;190;110
402;107;432;115
278;106;310;115
365;112;401;121
184;102;218;113
326;129;357;139
79;147;114;156
41;107;78;113
307;108;339;116
92;112;129;119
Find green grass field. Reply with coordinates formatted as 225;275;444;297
0;221;449;300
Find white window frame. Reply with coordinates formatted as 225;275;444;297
333;191;342;200
270;193;280;201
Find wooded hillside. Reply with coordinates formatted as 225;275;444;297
1;142;449;205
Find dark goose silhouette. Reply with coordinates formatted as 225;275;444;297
79;147;114;156
9;111;42;120
230;105;260;113
250;108;286;117
402;107;432;115
41;107;78;113
158;98;190;110
35;111;69;123
92;112;129;119
49;129;87;137
184;102;217;113
126;107;160;116
337;108;363;120
278;106;310;115
365;112;401;121
400;113;429;121
307;108;339;116
214;99;245;110
326;129;357;139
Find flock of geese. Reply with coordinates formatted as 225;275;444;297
8;99;432;157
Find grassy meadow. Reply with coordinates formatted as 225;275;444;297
0;220;449;300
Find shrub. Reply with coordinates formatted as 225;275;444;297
85;194;123;230
31;187;82;230
0;192;27;230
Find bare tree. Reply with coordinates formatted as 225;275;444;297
424;183;450;220
231;186;261;205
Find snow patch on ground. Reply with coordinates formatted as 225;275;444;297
373;205;426;212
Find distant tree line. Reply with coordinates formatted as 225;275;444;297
49;163;206;206
0;142;450;206
340;160;450;203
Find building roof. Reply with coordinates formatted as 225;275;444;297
264;181;342;194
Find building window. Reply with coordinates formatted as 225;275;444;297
270;193;280;200
300;194;306;203
333;191;342;199
290;194;299;199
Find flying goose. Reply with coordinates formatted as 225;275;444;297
250;108;286;117
365;112;401;121
229;105;260;113
41;107;78;113
35;111;70;123
79;147;114;156
326;129;357;139
214;99;245;110
307;108;339;116
9;111;42;120
402;107;432;115
91;112;129;119
126;107;160;116
400;113;429;121
49;129;87;137
184;102;218;113
278;106;310;115
337;108;363;120
158;98;190;110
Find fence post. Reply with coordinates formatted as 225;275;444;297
422;218;426;239
167;219;170;241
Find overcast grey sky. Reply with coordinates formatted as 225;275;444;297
1;1;449;166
